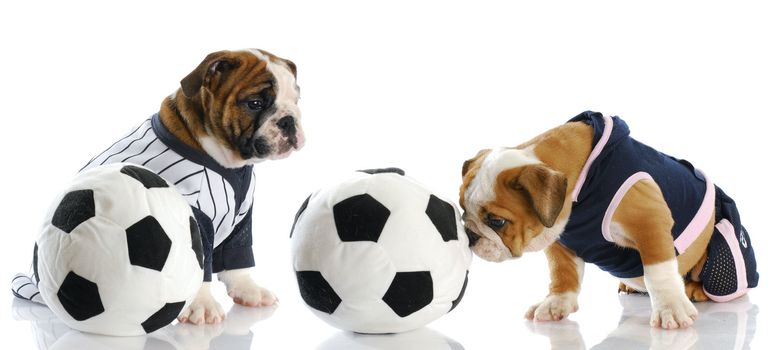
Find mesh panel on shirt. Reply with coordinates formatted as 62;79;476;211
700;234;738;297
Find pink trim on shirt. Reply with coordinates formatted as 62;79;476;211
673;172;715;254
601;172;654;243
571;114;613;202
704;219;749;302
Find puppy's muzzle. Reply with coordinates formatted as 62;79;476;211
277;116;298;146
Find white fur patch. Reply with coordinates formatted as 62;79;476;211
465;146;541;207
199;135;248;168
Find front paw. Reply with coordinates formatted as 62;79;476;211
228;282;277;307
178;283;225;325
525;292;579;321
650;294;698;329
219;269;278;307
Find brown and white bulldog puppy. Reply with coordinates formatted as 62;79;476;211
459;112;756;329
164;49;303;165
161;49;303;324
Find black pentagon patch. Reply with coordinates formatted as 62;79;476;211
333;194;390;242
52;189;95;234
141;301;186;333
358;167;405;176
290;195;311;238
449;271;469;312
382;271;433;317
57;271;104;321
120;165;169;189
425;195;459;242
296;270;341;314
189;217;204;269
126;216;172;271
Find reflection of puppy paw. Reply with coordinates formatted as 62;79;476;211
650;294;697;329
165;322;224;350
649;326;698;350
224;304;277;335
525;292;579;321
178;283;225;325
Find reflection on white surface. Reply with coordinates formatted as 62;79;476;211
526;294;758;350
11;298;276;350
317;327;464;350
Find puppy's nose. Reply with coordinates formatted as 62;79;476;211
465;228;480;247
277;116;296;133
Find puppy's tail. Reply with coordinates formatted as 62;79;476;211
12;273;44;304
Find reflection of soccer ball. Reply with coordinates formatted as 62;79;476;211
290;169;472;334
35;163;204;336
317;327;465;350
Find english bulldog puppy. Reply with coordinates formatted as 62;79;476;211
460;111;758;329
79;49;304;324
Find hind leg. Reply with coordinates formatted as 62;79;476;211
685;281;710;302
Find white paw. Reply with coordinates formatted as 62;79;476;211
178;283;225;325
650;294;698;329
228;282;277;307
218;269;278;307
525;292;579;321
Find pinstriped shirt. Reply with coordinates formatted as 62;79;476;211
81;114;256;249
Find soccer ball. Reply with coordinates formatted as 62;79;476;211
35;163;204;336
290;168;472;334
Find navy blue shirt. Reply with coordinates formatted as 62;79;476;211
559;111;708;278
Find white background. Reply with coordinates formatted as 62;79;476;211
1;1;771;349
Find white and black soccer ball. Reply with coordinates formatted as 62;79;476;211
290;168;472;334
34;163;204;336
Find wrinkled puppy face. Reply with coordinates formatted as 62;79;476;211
180;49;304;167
460;148;568;262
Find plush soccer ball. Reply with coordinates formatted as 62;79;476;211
290;168;472;334
35;163;204;336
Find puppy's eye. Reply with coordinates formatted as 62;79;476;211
485;214;507;230
247;99;265;111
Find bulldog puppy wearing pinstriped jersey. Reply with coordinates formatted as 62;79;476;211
80;49;304;324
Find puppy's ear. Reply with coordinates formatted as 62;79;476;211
281;58;297;77
462;149;492;177
511;164;567;228
180;51;240;98
462;159;473;177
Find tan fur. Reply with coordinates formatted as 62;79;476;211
521;121;593;194
611;179;676;265
514;165;567;227
612;178;715;294
485;167;543;257
546;242;581;294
